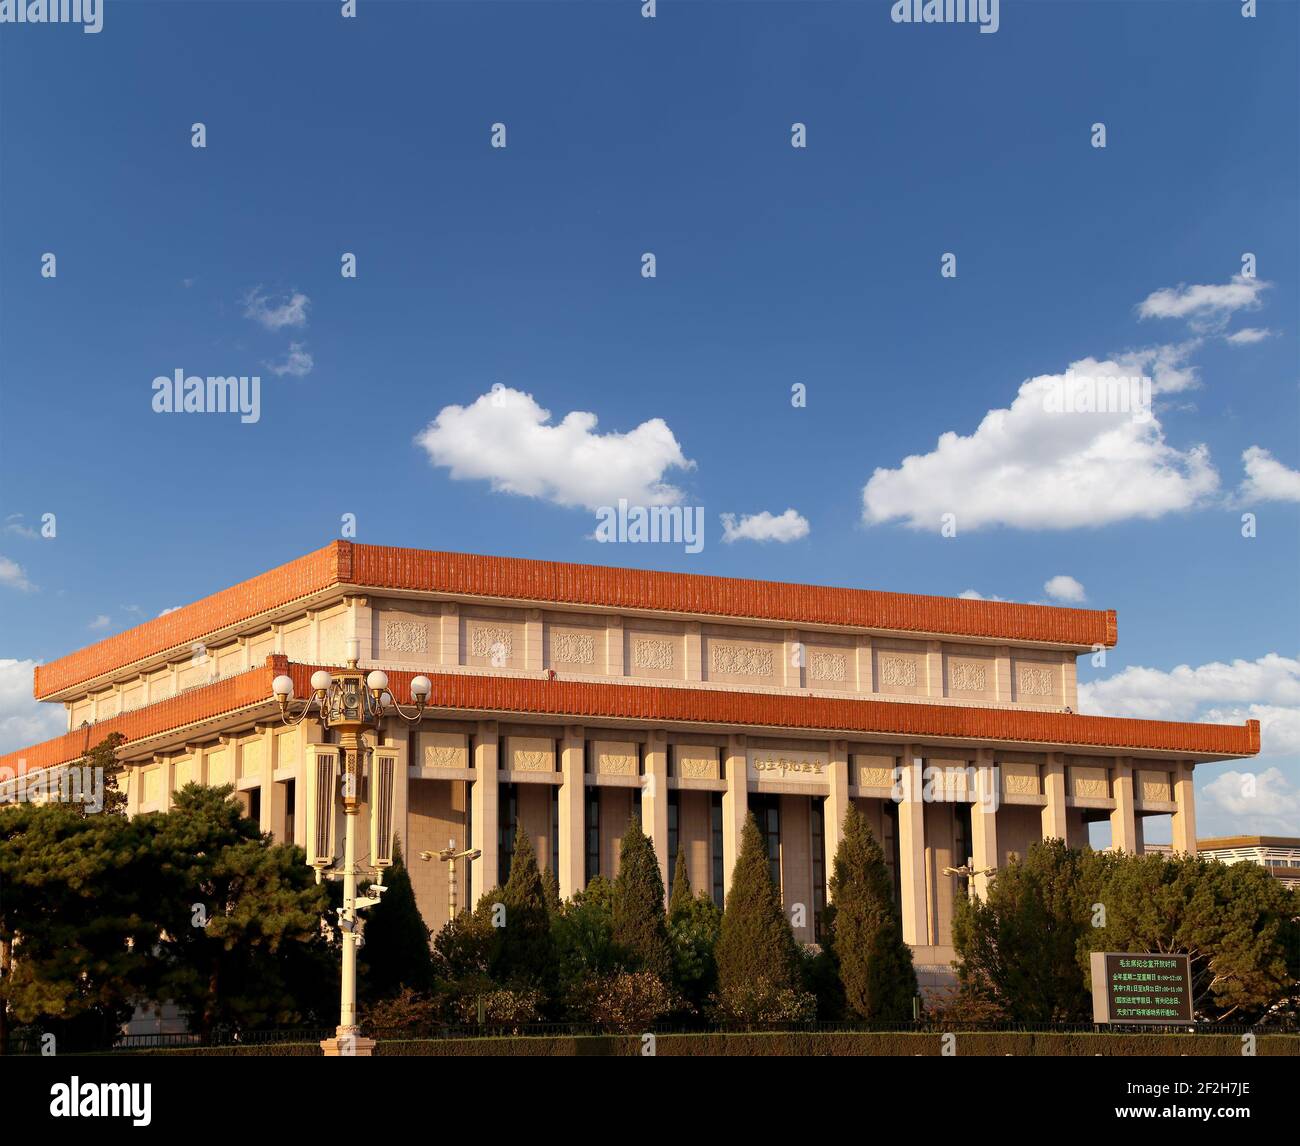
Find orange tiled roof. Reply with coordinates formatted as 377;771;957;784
1;656;1257;778
33;542;1118;699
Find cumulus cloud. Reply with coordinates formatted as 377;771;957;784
1200;768;1300;836
1225;327;1273;346
1137;274;1269;329
415;387;694;512
268;342;314;378
1237;446;1300;504
0;659;65;754
1043;574;1086;603
958;589;1007;602
0;556;35;592
1079;652;1300;726
720;509;809;544
241;287;310;331
861;353;1218;532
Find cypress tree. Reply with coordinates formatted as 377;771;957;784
541;865;561;918
827;805;917;1020
358;838;433;1001
715;814;800;995
668;845;693;922
611;817;672;980
492;824;553;986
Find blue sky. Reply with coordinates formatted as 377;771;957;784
1;0;1297;837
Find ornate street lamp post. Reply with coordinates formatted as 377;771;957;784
272;641;431;1057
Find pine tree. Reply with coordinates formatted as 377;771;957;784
715;814;800;995
611;817;672;980
492;824;553;987
541;865;561;918
358;838;433;1001
668;845;693;922
827;804;917;1020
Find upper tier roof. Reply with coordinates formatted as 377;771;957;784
34;541;1118;699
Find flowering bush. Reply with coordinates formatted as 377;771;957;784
586;970;676;1032
712;979;818;1024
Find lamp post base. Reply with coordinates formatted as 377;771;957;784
320;1028;376;1057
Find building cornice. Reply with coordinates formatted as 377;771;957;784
33;541;1118;700
3;655;1257;778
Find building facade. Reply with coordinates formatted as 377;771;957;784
0;542;1259;971
1197;837;1300;889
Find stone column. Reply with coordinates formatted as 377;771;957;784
1042;752;1067;841
525;609;543;671
722;734;749;898
642;730;670;901
389;723;411;862
897;747;929;946
471;721;499;900
970;748;998;900
824;740;849;901
558;726;585;899
1110;757;1137;853
439;603;459;667
1172;761;1198;855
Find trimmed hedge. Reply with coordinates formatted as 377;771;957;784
122;1031;1300;1056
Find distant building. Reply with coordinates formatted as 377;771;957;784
1198;836;1300;888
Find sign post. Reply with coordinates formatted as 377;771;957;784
1090;952;1193;1024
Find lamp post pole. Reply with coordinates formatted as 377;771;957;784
272;650;432;1057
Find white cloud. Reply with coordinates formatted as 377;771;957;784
1079;652;1300;724
1114;341;1201;395
241;287;310;331
88;614;111;631
958;589;1007;602
0;556;35;592
268;342;314;377
1137;274;1269;327
158;606;183;617
0;659;66;754
861;353;1218;532
4;514;37;540
414;387;694;511
1043;574;1086;603
720;509;809;544
1200;768;1300;836
1237;446;1300;504
1225;327;1273;345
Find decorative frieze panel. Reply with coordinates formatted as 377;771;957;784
1017;664;1055;697
174;756;197;788
808;651;847;683
853;754;897;790
632;638;674;671
1138;769;1173;804
593;739;639;777
748;747;828;782
384;619;429;655
470;625;514;663
284;627;311;662
878;655;918;688
422;731;469;770
949;660;987;693
551;631;596;666
240;739;264;779
675;745;720;781
1000;761;1040;796
207;750;233;787
710;642;774;678
507;736;555;773
1070;765;1109;799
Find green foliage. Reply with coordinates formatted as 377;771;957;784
952;838;1092;1023
668;846;693;920
142;784;333;1035
552;876;621;1011
541;865;561;918
0;800;155;1048
79;732;128;818
585;970;676;1032
611;817;672;979
492;825;553;987
715;814;801;1007
826;805;917;1020
1082;851;1300;1022
358;838;433;1001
